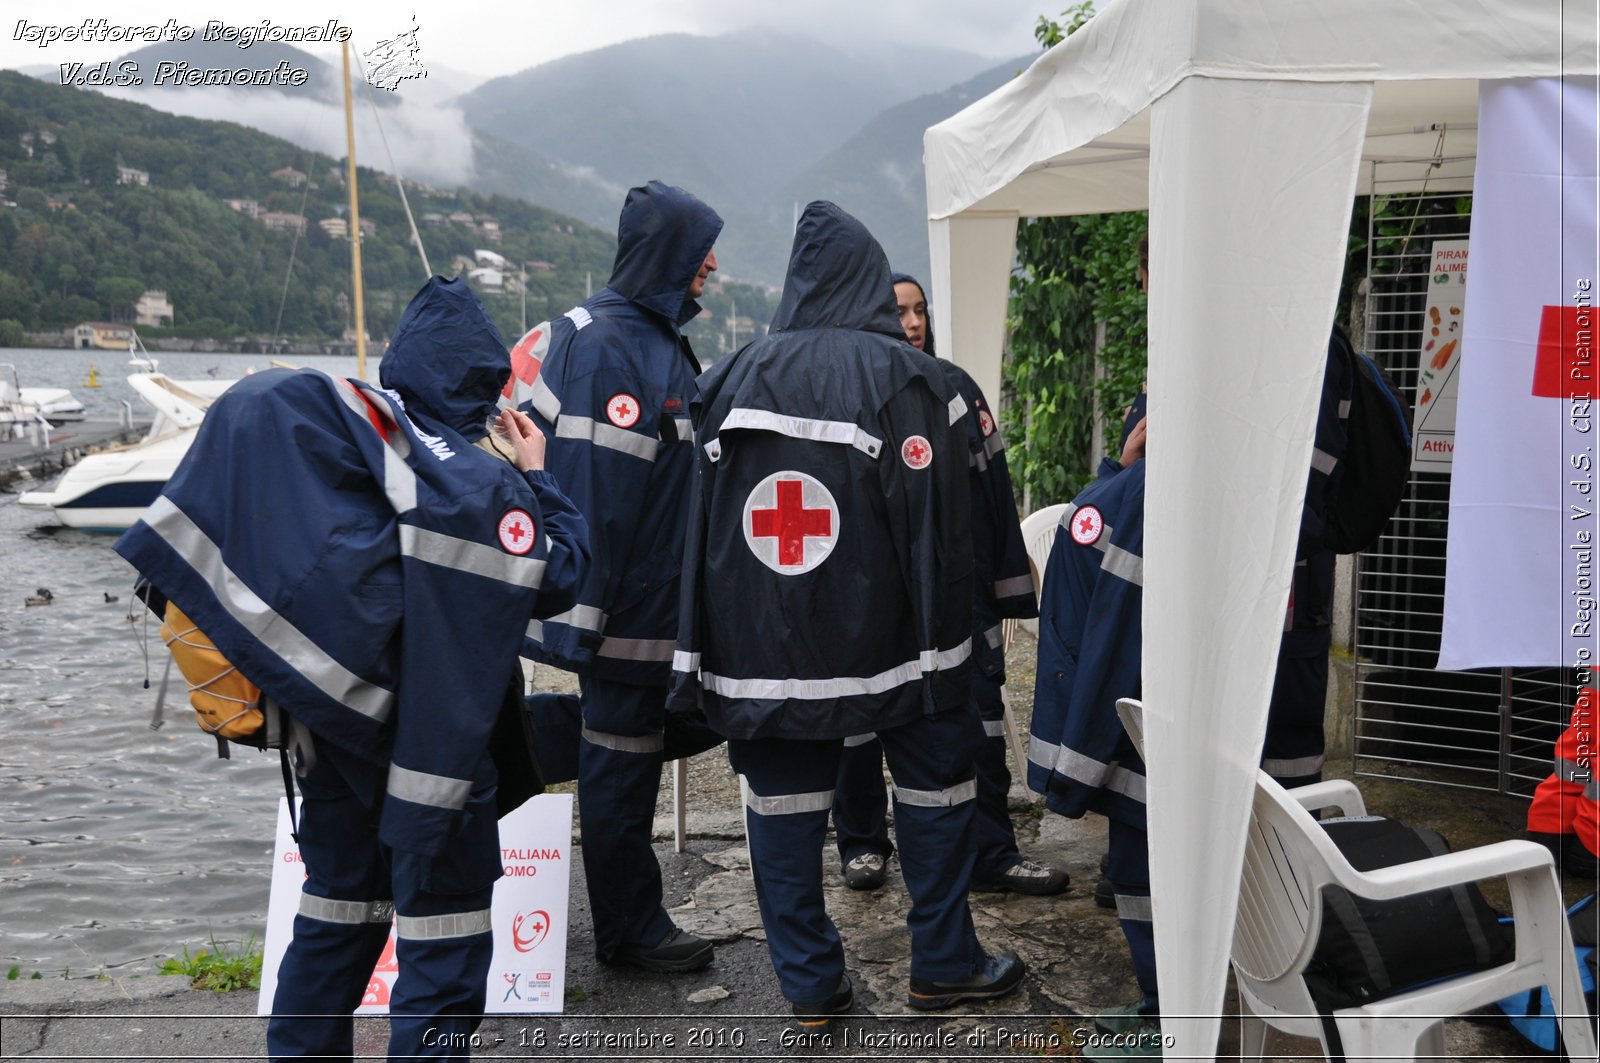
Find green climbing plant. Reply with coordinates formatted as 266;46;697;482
1004;3;1149;505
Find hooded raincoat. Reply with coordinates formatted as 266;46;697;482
517;180;723;686
116;276;590;856
674;202;972;740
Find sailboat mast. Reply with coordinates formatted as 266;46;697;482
341;41;368;380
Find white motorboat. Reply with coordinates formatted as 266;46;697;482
18;372;235;531
0;364;87;432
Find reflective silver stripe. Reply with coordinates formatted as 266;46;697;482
582;727;665;754
1261;753;1327;778
745;787;834;816
719;407;883;458
565;306;592;330
970;447;989;472
1030;736;1147;804
1115;894;1153;922
1554;756;1594;784
982;429;1006;459
983;719;1006;738
331;377;417;513
526;617;543;642
842;732;877;748
527;375;561;423
1338;398;1352;418
948;394;968;425
387;764;472;811
557;415;659;461
700;639;971;701
893;779;977;807
1100;545;1144;587
994;574;1034;600
597;636;675;662
1311;447;1338;475
299;894;395;925
982;623;1005;650
396;909;492;940
673;650;701;673
141;496;396;723
670;416;694;441
547;604;607;633
400;525;547;589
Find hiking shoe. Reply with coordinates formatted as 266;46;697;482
843;852;887;891
1093;876;1116;909
972;859;1069;896
906;949;1026;1011
613;927;713;972
1094;999;1155;1035
791;975;853;1028
1082;1017;1165;1059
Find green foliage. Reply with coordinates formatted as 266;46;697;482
1004;4;1148;504
158;933;264;993
0;318;24;346
0;71;622;345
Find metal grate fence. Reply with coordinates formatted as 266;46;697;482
1350;170;1572;797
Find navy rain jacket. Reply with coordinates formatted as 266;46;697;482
674;202;972;740
517;180;723;685
117;277;590;856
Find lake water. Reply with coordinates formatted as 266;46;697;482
1;347;368;978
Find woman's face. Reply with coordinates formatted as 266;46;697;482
894;281;927;351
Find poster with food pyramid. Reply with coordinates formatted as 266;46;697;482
1411;239;1469;471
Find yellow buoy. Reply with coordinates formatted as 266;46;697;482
84;364;101;388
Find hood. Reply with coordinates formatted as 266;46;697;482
770;201;902;337
607;180;724;327
379;276;509;441
890;270;937;358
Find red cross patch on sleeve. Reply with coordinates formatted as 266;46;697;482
606;393;642;428
1069;505;1104;546
901;435;933;469
498;509;538;554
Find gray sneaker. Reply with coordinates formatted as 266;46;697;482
843;853;887;891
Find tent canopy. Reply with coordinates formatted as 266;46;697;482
923;2;1595;1056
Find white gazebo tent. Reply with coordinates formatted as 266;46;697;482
923;2;1597;1056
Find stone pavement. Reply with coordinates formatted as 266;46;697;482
0;632;1575;1060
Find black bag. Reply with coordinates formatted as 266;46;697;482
1303;816;1515;1011
1322;331;1413;555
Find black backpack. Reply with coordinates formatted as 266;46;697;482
1322;330;1413;555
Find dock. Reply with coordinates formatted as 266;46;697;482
0;419;149;490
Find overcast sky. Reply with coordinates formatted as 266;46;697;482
2;2;1051;81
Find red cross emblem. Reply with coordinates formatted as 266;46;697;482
512;909;552;953
1070;504;1104;546
978;408;996;438
901;435;933;469
498;509;537;554
744;471;840;574
606;392;642;428
502;321;547;400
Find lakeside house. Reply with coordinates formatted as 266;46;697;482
134;290;173;328
72;322;135;350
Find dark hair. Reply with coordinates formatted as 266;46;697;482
1137;233;1149;275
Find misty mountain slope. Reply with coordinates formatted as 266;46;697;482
783;55;1036;284
457;29;995;215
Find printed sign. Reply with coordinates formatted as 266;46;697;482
1411;239;1468;471
258;793;573;1016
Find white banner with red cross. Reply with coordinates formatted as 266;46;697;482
1441;77;1599;670
257;793;573;1015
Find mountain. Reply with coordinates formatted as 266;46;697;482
456;30;1001;285
785;56;1036;284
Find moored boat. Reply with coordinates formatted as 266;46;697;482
18;372;235;531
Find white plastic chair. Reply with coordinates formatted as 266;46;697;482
1115;697;1595;1062
998;502;1069;784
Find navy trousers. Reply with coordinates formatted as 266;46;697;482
268;741;499;1062
1107;815;1157;1009
575;675;674;961
832;671;1021;877
734;708;987;1003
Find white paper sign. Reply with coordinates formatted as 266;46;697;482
258;793;573;1016
1411;239;1469;471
